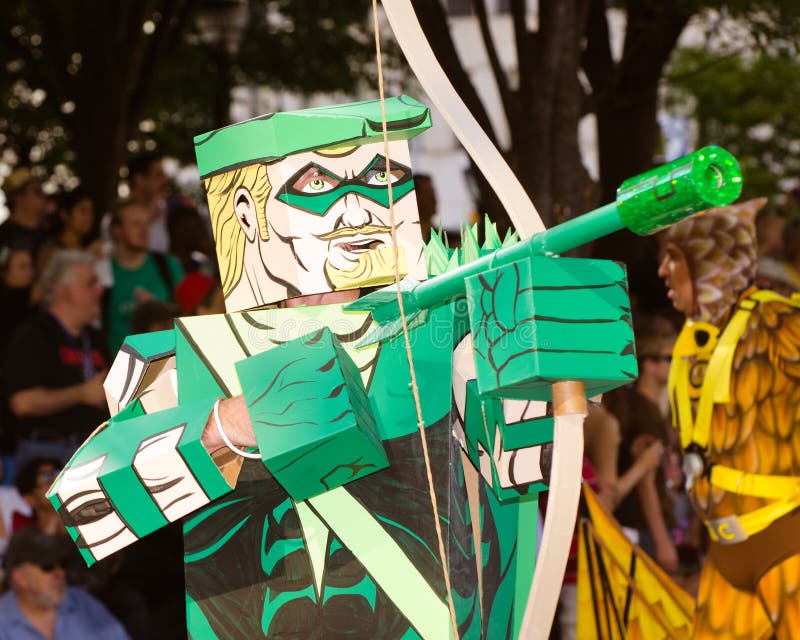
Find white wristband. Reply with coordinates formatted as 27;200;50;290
213;398;261;459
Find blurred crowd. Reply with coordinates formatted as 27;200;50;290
0;154;225;639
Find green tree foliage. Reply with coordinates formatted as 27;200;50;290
665;32;800;198
237;1;380;94
0;1;378;216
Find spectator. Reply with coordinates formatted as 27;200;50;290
755;204;786;261
9;461;155;640
0;527;130;640
0;168;48;261
11;458;63;536
0;246;36;482
583;403;667;514
38;188;101;272
0;246;35;292
781;217;800;288
603;315;681;573
175;271;225;316
752;197;798;294
166;202;215;273
0;246;36;331
554;403;665;640
105;201;184;354
129;300;176;335
0;483;30;561
127;153;169;253
5;250;108;467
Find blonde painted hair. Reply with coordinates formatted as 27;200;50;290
203;163;271;296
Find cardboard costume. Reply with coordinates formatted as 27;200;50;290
46;90;743;638
663;199;800;639
46;97;555;639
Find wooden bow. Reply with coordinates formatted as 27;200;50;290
380;2;586;637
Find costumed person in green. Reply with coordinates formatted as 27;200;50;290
48;97;556;639
46;94;742;639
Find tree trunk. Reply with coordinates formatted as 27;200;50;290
587;0;692;268
71;99;130;219
509;0;593;230
411;0;593;233
410;0;512;232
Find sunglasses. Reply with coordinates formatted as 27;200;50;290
37;469;61;485
642;354;672;363
36;560;66;573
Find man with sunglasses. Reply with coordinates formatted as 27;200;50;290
0;526;129;639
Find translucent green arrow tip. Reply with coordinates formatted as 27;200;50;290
616;145;743;236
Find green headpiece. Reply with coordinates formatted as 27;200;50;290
194;95;431;179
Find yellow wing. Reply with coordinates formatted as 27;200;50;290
576;485;695;639
696;298;800;518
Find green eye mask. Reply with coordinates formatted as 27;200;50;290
276;178;415;216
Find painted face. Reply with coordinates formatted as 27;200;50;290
658;242;694;316
229;140;425;308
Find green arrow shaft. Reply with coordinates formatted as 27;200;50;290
414;146;742;311
414;202;622;309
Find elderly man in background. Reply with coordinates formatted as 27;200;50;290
0;527;129;640
4;250;108;468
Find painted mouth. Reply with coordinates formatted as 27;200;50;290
334;238;385;254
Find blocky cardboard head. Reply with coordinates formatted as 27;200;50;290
194;96;432;312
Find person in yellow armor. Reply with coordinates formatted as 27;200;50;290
658;197;800;639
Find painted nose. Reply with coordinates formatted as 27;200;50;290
339;192;372;229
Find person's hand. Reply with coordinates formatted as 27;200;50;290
654;536;679;574
134;287;155;303
637;440;665;472
81;372;108;408
86;238;105;260
202;396;256;454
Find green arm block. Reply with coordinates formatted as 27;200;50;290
103;329;176;416
47;399;233;566
235;328;389;502
466;256;637;401
462;381;550;503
